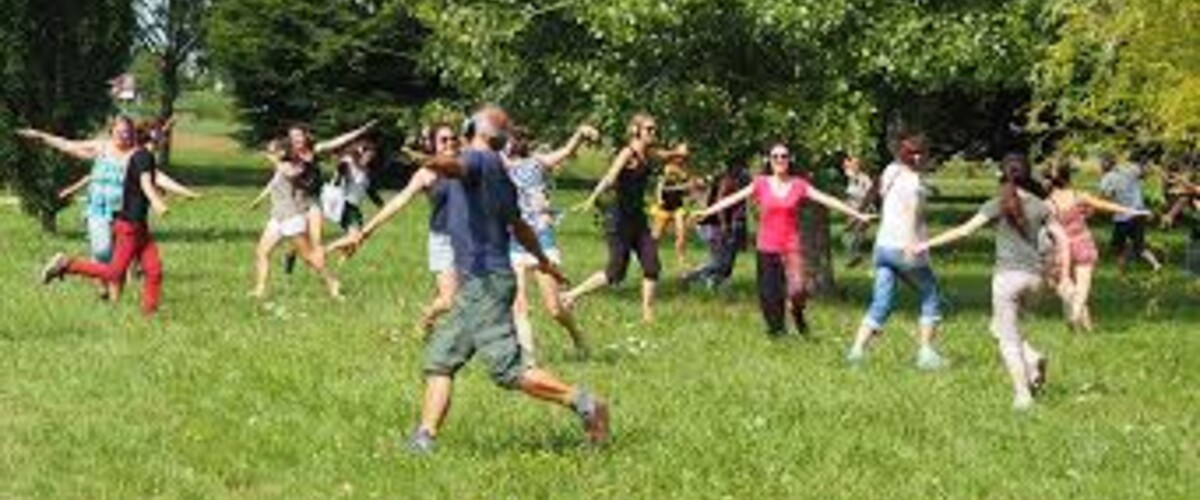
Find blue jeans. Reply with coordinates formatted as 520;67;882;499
86;215;114;263
862;247;941;330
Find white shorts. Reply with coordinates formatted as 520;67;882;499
267;215;308;238
428;231;455;274
511;247;562;268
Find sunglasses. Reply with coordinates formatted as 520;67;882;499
436;135;455;144
771;153;790;160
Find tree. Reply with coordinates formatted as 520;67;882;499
205;0;445;143
1029;0;1200;156
135;0;210;166
0;0;135;231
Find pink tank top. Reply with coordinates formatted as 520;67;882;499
754;175;809;252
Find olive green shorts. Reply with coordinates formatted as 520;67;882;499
424;272;526;388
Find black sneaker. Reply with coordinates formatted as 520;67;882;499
41;253;68;284
1031;356;1049;395
283;251;298;275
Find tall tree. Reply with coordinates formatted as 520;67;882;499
0;0;135;231
135;0;210;166
205;0;445;143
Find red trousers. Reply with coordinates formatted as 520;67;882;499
67;219;162;314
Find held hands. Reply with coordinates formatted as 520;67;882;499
854;212;878;225
904;242;929;262
576;125;600;142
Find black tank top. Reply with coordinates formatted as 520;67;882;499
610;148;654;228
286;151;322;198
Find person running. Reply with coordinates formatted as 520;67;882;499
332;123;462;335
1045;161;1151;331
909;154;1073;410
846;133;947;370
18;118;197;297
248;141;342;300
682;161;752;291
277;120;377;273
39;123;175;315
402;106;609;453
565;113;686;323
691;143;874;337
503;124;598;360
323;139;383;258
1098;154;1163;273
840;153;875;267
651;150;696;269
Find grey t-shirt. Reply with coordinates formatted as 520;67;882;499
1099;165;1145;222
269;170;308;221
978;193;1052;273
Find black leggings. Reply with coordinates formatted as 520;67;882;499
605;224;661;284
756;251;807;335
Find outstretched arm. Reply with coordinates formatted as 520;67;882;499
808;187;875;223
155;171;201;199
691;185;754;221
314;120;377;155
58;174;92;200
360;168;438;241
912;214;991;255
535;124;599;171
1080;192;1149;217
16;129;100;160
575;148;632;211
651;143;689;162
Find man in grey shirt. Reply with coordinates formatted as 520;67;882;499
1098;154;1161;272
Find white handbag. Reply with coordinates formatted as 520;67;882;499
320;183;346;223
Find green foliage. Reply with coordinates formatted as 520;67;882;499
0;0;135;231
205;0;445;143
1029;0;1200;155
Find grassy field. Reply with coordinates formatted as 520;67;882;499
1;108;1198;498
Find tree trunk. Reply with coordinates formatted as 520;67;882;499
38;208;58;233
158;55;178;168
801;204;836;296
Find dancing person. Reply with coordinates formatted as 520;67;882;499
248;141;342;300
840;153;875;267
1163;166;1200;277
18;119;197;297
651;150;695;269
402;106;609;453
565;113;686;323
683;161;752;290
846;133;947;369
39;123;174;315
1098;154;1162;273
323;140;383;258
691;143;874;337
909;154;1073;410
278;120;377;274
1045;161;1151;331
504;124;598;360
332;123;461;335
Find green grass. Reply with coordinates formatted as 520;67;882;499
1;113;1198;498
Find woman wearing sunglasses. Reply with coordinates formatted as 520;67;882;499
566;113;686;323
691;143;874;337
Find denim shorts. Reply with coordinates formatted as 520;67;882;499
428;231;455;274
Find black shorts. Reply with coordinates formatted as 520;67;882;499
339;203;364;232
1110;219;1146;257
604;216;661;284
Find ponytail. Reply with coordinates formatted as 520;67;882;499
999;153;1040;239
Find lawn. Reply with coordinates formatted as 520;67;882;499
1;110;1197;498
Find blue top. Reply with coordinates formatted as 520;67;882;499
1099;164;1145;223
427;177;457;233
449;148;520;277
85;147;125;220
508;157;552;231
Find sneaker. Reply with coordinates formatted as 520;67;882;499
1013;392;1035;411
407;428;436;455
575;391;610;445
283;252;298;275
41;253;68;284
1030;356;1048;395
916;346;947;371
846;348;866;367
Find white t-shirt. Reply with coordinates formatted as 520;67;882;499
342;166;371;206
875;162;928;250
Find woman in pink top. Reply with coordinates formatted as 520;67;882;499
1045;162;1150;332
694;144;874;336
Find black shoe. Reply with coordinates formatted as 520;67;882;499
283;252;298;275
40;253;68;284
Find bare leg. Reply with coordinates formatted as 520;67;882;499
251;226;284;298
537;269;588;354
291;235;341;299
641;278;657;323
1072;265;1095;332
1142;249;1163;272
418;375;454;436
673;211;687;268
515;368;576;405
563;271;608;309
513;264;537;360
